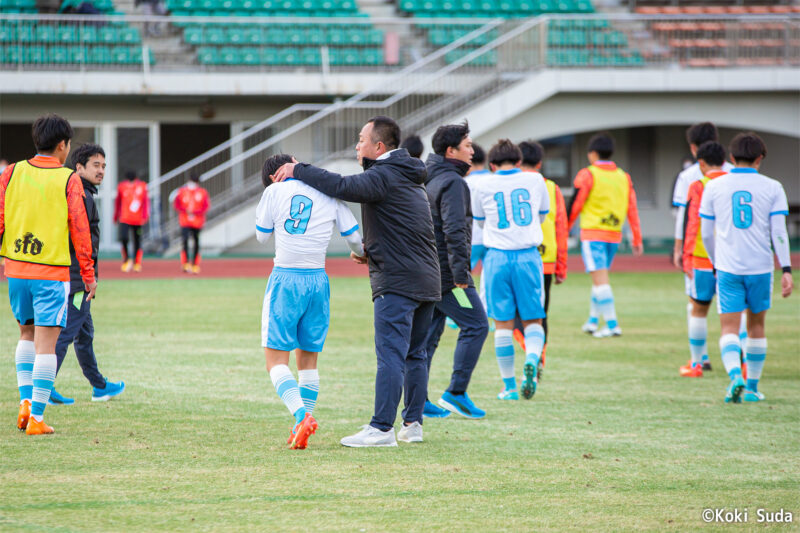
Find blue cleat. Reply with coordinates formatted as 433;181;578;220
445;317;458;330
423;399;450;418
91;380;125;402
743;389;765;402
521;361;538;400
724;375;745;404
438;391;485;419
497;388;519;400
48;388;75;405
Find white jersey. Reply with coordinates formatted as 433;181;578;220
699;168;789;275
464;169;492;246
255;179;359;269
673;161;734;208
471;168;550;251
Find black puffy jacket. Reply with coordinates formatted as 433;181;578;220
424;154;473;292
69;178;100;293
294;149;441;302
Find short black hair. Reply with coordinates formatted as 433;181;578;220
262;153;294;188
686;122;719;147
729;132;767;164
68;143;105;170
125;170;137;181
431;120;470;157
519;140;544;168
400;135;424;159
488;139;522;167
32;113;73;153
695;141;726;167
367;116;400;150
587;133;614;159
471;143;485;165
189;173;200;183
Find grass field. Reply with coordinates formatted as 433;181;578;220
1;272;798;532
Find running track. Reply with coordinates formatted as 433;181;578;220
97;254;800;280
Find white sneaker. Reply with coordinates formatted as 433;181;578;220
397;421;423;443
593;326;622;338
581;320;598;334
340;425;398;448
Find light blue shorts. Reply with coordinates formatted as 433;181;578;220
689;269;716;304
261;267;330;352
8;278;70;327
717;271;772;315
581;240;619;272
483;247;546;322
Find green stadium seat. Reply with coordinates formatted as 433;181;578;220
35;25;57;43
119;27;141;44
227;27;245;44
25;45;47;63
219;46;241;63
0;25;16;42
278;47;300;65
56;26;78;43
70;45;90;62
97;26;118;43
17;23;34;42
362;47;382;65
242;27;264;44
240;46;259;64
79;26;98;43
89;45;112;63
197;46;219;64
184;26;203;44
260;46;279;64
50;46;71;63
204;27;225;44
110;45;133;63
4;45;23;63
299;46;320;65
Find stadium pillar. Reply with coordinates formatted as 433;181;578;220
230;122;246;190
98;122;118;253
148;123;162;243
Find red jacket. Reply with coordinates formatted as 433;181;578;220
114;179;150;226
682;169;727;273
173;184;210;229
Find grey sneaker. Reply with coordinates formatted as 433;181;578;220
397;421;423;443
340;425;397;448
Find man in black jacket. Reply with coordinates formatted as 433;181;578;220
50;144;125;404
423;122;489;420
271;116;441;447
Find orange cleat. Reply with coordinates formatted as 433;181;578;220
191;265;200;275
25;417;54;435
121;259;133;273
17;399;31;430
513;329;526;352
133;263;142;273
679;361;703;377
182;263;191;273
289;413;318;450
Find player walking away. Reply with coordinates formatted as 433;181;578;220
673;122;739;367
257;154;365;449
679;141;728;378
173;174;210;274
519;141;567;378
114;170;149;273
464;143;492;322
472;140;549;401
422;121;489;419
49;144;125;405
699;133;793;403
271;116;441;448
1;114;97;435
568;133;643;338
400;134;424;160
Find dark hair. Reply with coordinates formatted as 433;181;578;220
729;132;767;164
685;122;719;147
262;154;294;188
488;139;522;167
367;116;400;150
519;140;544;168
68;143;105;170
400;135;424;159
587;132;614;159
32;113;73;153
431;120;470;156
471;143;485;165
124;170;137;181
695;141;726;167
189;173;200;183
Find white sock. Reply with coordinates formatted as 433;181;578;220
738;312;748;344
588;286;599;323
494;329;516;390
30;353;57;421
688;316;707;365
719;334;742;379
595;284;618;329
523;323;545;367
745;338;767;390
269;364;305;422
298;369;320;416
15;340;35;403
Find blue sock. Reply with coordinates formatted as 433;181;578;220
269;364;306;423
298;369;319;416
30;353;56;420
719;334;742;379
15;340;35;403
744;338;766;392
588;287;599;324
523;323;545;367
495;329;516;390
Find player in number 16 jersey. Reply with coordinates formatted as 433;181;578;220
471;140;550;401
256;154;365;449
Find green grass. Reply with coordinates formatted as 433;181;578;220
1;273;798;532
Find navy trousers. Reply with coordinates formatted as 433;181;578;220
54;292;106;389
424;287;489;395
370;292;435;431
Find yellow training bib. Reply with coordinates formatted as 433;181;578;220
692;176;711;259
539;179;558;264
579;165;629;233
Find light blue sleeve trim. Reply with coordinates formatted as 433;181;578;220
256;224;274;233
770;210;789;216
539;210;549;215
699;213;715;220
340;224;359;236
473;216;485;221
672;202;686;208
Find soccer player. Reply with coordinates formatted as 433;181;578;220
699;133;793;403
1;114;97;434
422;122;489;419
679;141;728;378
568;133;643;338
400;134;424;160
50;143;125;404
173;174;210;274
257;154;365;449
464;143;491;316
472;139;549;400
519;141;567;375
114;170;149;273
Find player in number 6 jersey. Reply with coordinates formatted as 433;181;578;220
699;133;793;403
256;154;365;448
471;140;550;401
